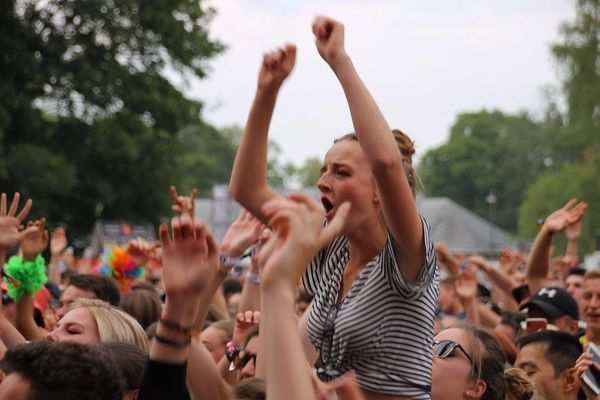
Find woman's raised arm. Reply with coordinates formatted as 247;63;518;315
312;16;424;282
229;45;296;224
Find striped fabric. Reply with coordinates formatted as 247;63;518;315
303;216;439;399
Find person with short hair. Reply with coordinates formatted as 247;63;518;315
0;341;123;400
99;342;147;400
580;269;600;346
515;330;582;400
519;286;580;335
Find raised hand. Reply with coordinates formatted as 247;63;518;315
454;268;478;303
20;218;49;262
312;16;347;67
257;44;297;92
159;213;219;313
0;193;37;251
575;351;600;400
543;199;587;234
220;209;266;258
466;255;491;275
169;186;197;216
232;310;260;346
435;243;460;278
258;193;350;290
125;239;161;266
50;227;68;256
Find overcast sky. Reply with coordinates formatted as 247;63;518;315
179;0;573;166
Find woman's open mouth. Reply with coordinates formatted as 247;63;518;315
321;197;335;219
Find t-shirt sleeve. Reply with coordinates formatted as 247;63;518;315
382;215;437;299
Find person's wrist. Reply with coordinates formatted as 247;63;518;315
540;224;554;236
22;252;38;263
162;298;198;327
257;82;282;97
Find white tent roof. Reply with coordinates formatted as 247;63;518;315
416;196;510;255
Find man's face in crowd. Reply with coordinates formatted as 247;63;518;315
565;274;584;312
582;278;600;330
57;286;96;318
527;306;577;335
515;343;564;400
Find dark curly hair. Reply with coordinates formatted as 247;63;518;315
1;341;123;400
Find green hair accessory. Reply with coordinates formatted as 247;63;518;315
3;255;47;301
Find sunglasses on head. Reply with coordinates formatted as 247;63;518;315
234;351;257;369
433;340;473;365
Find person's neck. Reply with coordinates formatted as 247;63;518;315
346;221;388;268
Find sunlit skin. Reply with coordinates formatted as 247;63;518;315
431;328;476;400
57;286;96;318
200;327;228;364
45;307;100;345
238;336;258;382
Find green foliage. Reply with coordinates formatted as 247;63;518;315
418;110;549;232
0;0;228;239
551;0;600;145
518;0;600;254
296;157;322;188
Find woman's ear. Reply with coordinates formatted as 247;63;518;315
464;379;486;399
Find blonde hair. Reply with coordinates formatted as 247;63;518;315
69;298;149;353
504;368;534;400
584;269;600;281
334;129;420;197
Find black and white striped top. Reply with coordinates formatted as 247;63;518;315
303;216;439;399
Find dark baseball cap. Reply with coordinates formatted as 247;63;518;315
520;286;579;320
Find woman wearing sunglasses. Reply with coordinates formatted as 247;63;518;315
432;324;532;400
229;15;438;400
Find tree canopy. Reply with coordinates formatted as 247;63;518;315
1;0;233;240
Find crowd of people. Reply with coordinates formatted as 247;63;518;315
1;15;598;400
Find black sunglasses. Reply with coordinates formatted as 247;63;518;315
319;303;340;368
433;340;473;365
234;351;257;369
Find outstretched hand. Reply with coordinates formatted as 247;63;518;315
125;239;161;266
544;199;587;234
169;186;197;216
312;16;347;68
50;227;68;256
258;193;350;291
258;44;297;91
0;193;38;251
21;218;49;262
454;268;478;302
159;213;219;317
220;209;266;258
